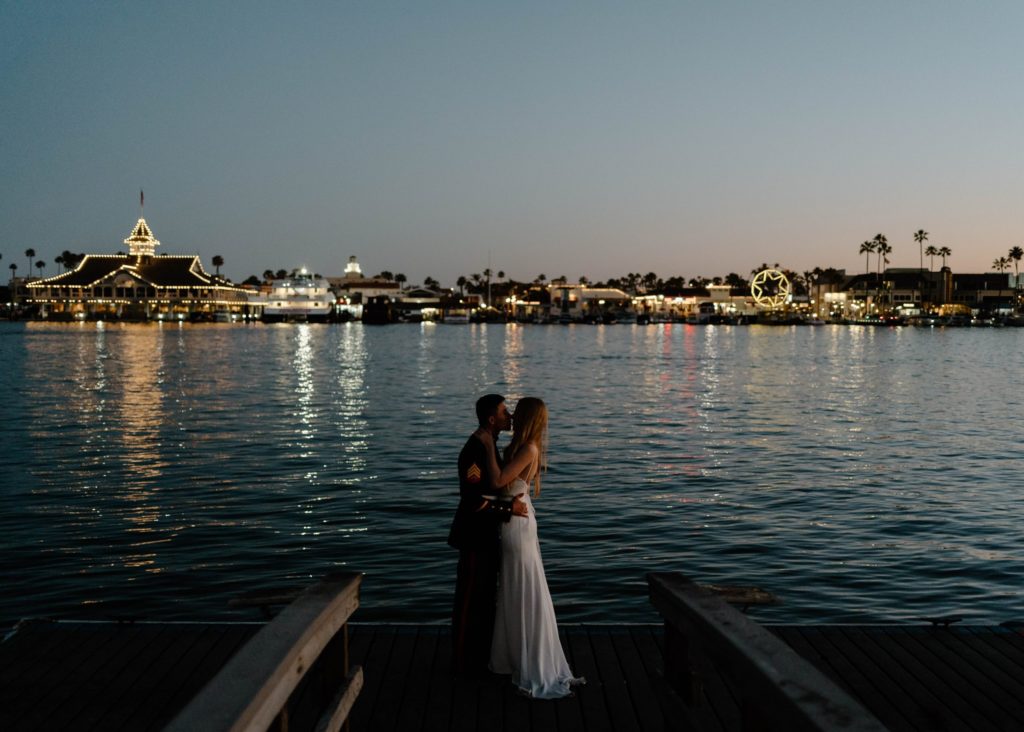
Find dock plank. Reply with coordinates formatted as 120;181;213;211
566;626;613;732
138;624;259;732
880;626;1020;731
842;626;983;731
780;627;916;732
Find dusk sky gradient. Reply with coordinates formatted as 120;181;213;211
4;1;1024;285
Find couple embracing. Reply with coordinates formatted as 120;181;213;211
448;394;583;699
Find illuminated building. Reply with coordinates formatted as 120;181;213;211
26;216;252;321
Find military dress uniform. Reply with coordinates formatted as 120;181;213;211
448;435;513;675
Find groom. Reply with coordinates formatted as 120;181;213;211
448;393;526;675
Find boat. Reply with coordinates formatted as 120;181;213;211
443;307;470;323
261;270;335;323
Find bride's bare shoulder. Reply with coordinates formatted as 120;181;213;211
522;442;539;457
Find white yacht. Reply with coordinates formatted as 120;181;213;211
261;269;335;323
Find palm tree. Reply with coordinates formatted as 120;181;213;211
872;234;889;275
395;273;407;289
9;262;17;282
859;240;876;277
55;255;65;272
25;248;35;278
913;229;928;271
913;229;928;308
212;255;224;276
993;256;1011;314
35;260;45;278
456;275;467;295
535;273;546;285
423;276;440;290
860;241;876;307
263;269;274;281
924;245;938;271
938;246;951;268
1009;246;1023;311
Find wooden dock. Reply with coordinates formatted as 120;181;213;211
2;572;1023;731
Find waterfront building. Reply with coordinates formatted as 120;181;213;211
327;256;400;318
26;217;251;321
840;268;1013;317
549;284;632;322
394;287;444;321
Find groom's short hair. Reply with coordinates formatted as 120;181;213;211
476;394;505;426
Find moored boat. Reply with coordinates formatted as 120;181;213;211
261;269;334;323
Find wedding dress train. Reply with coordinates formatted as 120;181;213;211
490;478;583;698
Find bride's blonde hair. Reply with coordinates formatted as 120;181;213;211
504;397;548;497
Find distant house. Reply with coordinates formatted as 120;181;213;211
549;284;631;321
26;217;250;321
327;256;400;314
395;288;444;321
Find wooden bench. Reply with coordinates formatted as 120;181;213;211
648;572;886;732
166;572;363;732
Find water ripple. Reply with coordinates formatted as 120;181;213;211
0;322;1022;627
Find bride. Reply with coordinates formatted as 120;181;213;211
477;397;583;699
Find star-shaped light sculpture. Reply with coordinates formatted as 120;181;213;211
750;269;791;309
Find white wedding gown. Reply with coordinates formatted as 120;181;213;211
490;478;583;698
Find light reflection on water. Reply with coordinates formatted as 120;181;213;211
0;321;1022;628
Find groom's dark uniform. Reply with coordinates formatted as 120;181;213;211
448;435;512;675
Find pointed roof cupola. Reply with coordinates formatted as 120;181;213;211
124;217;160;258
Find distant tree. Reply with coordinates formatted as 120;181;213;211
55;255;64;272
263;269;275;281
938;246;952;268
993;256;1010;273
456;275;467;295
1008;246;1023;280
395;273;407;289
423;276;440;290
914;229;928;270
535;273;546;284
551;275;568;285
35;260;45;278
578;275;589;286
859;240;875;277
9;262;16;281
497;270;505;281
924;245;938;271
723;272;747;288
873;234;890;276
212;255;224;276
1011;246;1024;311
242;275;261;286
275;269;288;279
377;270;394;281
25;248;35;277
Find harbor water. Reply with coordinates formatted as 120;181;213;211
1;321;1021;629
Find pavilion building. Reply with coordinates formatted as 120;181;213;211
27;216;252;321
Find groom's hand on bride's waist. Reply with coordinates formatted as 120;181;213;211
475;493;528;518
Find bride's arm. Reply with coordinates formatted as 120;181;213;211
488;442;538;490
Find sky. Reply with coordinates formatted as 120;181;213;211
3;1;1024;286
